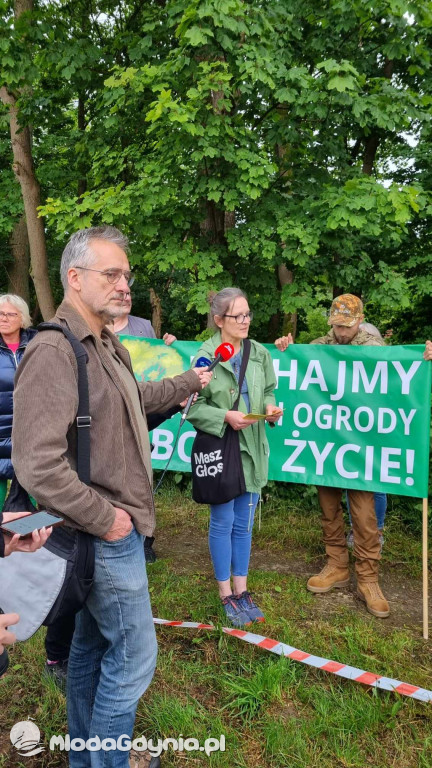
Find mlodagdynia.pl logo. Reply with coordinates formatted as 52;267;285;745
10;718;45;757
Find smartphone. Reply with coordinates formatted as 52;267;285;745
0;511;64;539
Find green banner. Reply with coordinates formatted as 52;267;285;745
121;336;431;498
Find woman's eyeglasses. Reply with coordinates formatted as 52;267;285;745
0;312;19;320
223;312;253;324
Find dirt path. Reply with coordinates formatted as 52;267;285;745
155;526;431;635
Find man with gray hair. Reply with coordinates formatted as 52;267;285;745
12;226;211;768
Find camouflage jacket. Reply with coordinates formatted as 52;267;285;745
311;328;384;346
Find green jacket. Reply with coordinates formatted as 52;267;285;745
187;332;277;493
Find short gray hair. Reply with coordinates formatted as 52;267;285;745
0;294;32;329
208;287;247;328
60;226;129;291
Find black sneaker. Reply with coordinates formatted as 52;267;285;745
144;536;157;564
43;659;68;693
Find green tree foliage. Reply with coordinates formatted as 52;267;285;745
1;0;432;338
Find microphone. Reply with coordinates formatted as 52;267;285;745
195;356;212;368
181;342;235;421
206;343;234;371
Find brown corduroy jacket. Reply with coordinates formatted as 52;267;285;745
12;301;201;538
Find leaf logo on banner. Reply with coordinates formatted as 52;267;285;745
120;338;185;381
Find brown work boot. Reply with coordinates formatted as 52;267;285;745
357;581;390;618
307;562;350;593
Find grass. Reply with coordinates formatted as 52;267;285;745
1;480;431;767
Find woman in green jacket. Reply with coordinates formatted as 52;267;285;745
187;288;282;627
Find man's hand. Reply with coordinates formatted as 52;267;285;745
274;333;293;352
265;405;283;423
224;411;258;431
2;512;52;557
424;340;432;361
180;393;198;408
193;367;213;389
163;333;177;346
102;507;133;542
0;613;19;653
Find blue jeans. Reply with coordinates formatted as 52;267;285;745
67;527;157;767
209;492;259;582
347;492;387;530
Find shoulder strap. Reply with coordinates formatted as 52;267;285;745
232;338;251;412
37;322;91;485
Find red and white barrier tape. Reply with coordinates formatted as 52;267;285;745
154;618;432;703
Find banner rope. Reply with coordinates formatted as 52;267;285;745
154;618;432;703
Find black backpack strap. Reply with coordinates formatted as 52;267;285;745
232;338;251;412
37;322;91;485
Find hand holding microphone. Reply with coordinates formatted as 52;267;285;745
193;366;213;389
181;342;235;421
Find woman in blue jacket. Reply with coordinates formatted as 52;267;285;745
0;294;37;508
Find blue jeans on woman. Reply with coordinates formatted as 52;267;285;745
209;492;259;581
67;526;157;768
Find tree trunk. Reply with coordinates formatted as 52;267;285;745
278;264;297;338
362;59;393;176
77;94;87;201
149;288;162;338
8;215;30;303
0;0;55;320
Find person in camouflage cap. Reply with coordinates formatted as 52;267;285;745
314;294;383;347
274;294;389;619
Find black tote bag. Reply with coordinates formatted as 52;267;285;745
191;340;250;505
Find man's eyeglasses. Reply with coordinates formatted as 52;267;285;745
0;311;19;320
75;267;135;287
223;312;253;324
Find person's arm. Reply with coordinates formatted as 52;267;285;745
261;347;281;423
139;368;211;414
274;333;293;352
187;393;228;437
1;512;52;556
0;613;19;654
263;347;277;411
12;341;116;538
162;333;177;346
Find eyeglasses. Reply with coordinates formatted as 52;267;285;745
0;311;19;320
75;267;135;287
223;312;253;324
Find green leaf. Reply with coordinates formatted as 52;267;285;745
184;26;213;46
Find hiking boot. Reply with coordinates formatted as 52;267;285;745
307;563;350;594
357;581;390;618
221;595;252;628
129;750;161;768
144;536;157;564
235;591;265;623
43;658;68;693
